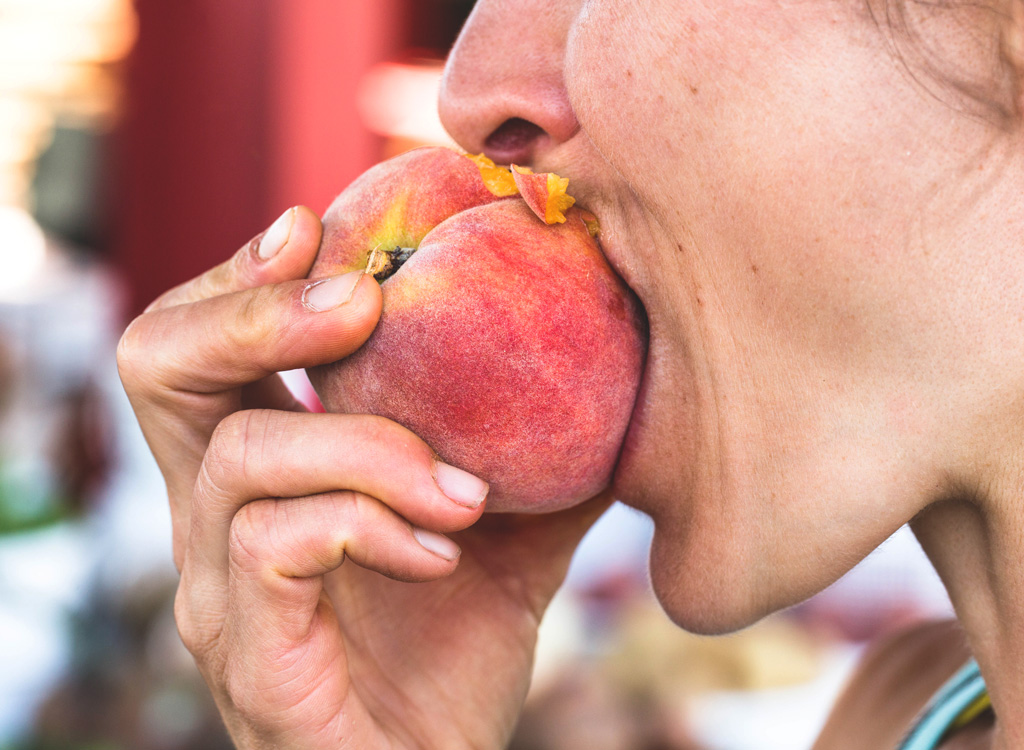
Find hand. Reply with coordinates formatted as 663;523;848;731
117;207;610;749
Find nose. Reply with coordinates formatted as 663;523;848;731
439;0;580;167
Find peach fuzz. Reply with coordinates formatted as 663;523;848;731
307;147;647;513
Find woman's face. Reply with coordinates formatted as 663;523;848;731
440;0;1002;632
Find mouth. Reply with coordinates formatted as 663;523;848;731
510;158;657;507
585;213;655;503
612;349;653;492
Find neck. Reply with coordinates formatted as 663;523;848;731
913;471;1024;750
908;128;1024;749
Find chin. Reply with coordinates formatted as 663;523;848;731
611;349;756;634
613;405;795;636
645;530;775;636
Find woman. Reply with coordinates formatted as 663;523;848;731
118;0;1024;747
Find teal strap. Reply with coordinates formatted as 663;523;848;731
897;659;987;750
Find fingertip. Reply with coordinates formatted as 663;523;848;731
323;271;383;326
289;206;324;253
350;272;384;318
412;528;461;562
434;461;489;510
302;271;382;322
295;272;382;364
253;205;322;273
331;273;383;350
255;207;296;260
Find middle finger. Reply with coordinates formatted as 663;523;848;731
181;408;487;615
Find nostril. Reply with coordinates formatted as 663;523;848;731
484;118;546;164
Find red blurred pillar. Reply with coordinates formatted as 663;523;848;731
112;0;269;316
113;0;404;317
266;0;403;217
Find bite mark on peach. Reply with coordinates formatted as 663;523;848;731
511;165;576;224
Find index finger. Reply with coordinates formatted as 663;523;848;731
125;272;381;398
146;205;324;312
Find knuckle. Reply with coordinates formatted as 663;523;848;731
223;663;276;727
206;410;256;473
202;409;285;498
210;410;264;474
223;666;255;720
356;413;395;442
173;581;213;659
342;490;375;538
358;415;438;487
229;241;261;284
196;257;249;302
228;285;278;354
196;415;251;505
228;493;356;581
223;283;312;375
116;312;182;400
197;410;304;533
227;499;277;573
192;409;258;520
361;413;431;460
115;315;152;390
188;272;218;303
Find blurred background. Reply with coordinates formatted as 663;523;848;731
0;2;955;748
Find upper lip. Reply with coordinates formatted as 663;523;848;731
579;191;646;300
578;192;654;482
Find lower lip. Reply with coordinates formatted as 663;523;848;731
612;346;652;498
592;231;651;496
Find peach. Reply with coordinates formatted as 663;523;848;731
307;147;647;513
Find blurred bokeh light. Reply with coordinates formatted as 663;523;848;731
0;0;135;207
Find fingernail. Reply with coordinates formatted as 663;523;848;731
258;208;295;260
434;461;488;509
412;528;461;561
303;271;363;311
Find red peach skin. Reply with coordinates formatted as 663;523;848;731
308;148;647;512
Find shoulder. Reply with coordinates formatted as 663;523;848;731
813;619;973;750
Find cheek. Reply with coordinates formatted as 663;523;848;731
565;1;879;206
566;2;695;175
565;1;758;236
566;1;920;317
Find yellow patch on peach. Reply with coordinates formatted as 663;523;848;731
466;153;519;197
466;153;577;225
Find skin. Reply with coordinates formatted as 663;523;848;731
117;0;1024;747
443;0;1024;745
